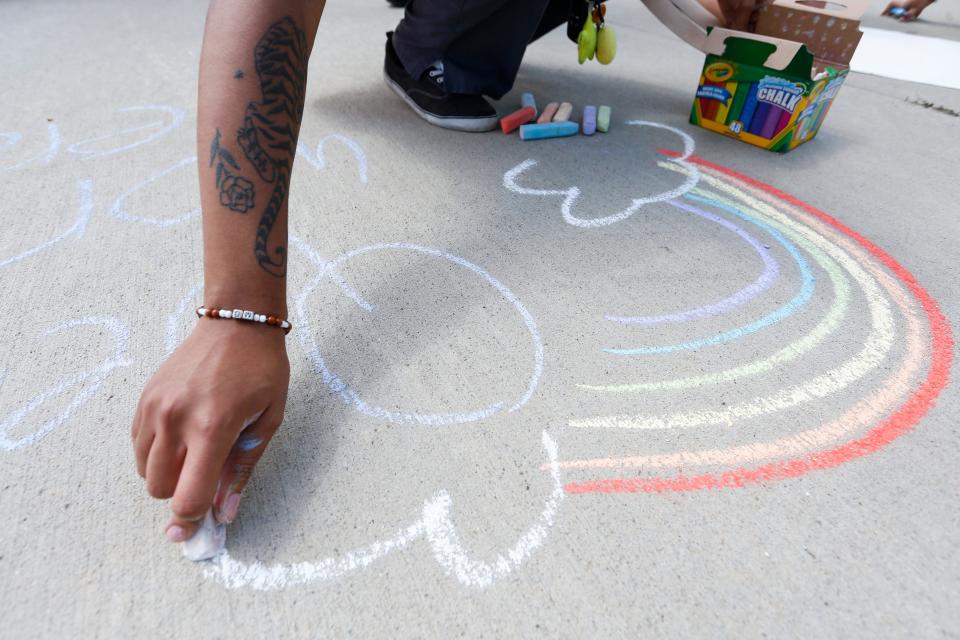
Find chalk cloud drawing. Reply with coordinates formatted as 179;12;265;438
68;105;185;160
503;121;699;228
0;317;131;451
0;179;93;269
0;122;60;174
110;156;200;226
203;430;563;590
294;241;544;425
297;134;368;184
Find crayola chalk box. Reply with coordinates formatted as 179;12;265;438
689;0;868;152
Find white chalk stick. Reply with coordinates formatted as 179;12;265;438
553;102;573;122
183;509;226;561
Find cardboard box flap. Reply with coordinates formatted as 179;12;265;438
703;27;811;72
759;0;870;21
753;1;864;65
641;0;719;51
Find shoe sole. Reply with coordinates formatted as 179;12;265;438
383;69;499;133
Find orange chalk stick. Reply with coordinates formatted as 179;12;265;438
500;106;536;134
537;102;559;124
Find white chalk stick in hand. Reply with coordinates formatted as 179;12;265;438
182;509;226;561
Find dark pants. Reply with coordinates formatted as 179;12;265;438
392;0;570;99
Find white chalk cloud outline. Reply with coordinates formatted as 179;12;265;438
202;430;563;590
67;105;185;161
110;156;200;226
0;122;60;174
0;317;131;451
0;179;93;269
297;134;368;184
503;121;700;228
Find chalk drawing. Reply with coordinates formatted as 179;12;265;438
503;121;699;228
581;169;897;429
0;179;93;269
606;196;816;354
297;134;368;184
202;431;563;590
68;105;185;160
0;132;22;153
555;152;951;493
110;156;200;226
0;317;131;451
0;122;60;174
294;242;544;425
580;186;850;392
161;279;205;359
163;239;374;358
605;196;780;326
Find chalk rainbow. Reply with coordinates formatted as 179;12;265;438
558;153;952;494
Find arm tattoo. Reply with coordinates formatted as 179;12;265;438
236;16;308;278
210;128;255;213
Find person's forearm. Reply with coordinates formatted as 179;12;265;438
197;0;324;316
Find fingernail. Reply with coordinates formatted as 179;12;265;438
223;493;241;523
165;525;188;543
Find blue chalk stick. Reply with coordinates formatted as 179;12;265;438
519;121;579;140
521;92;537;117
582;105;597;136
888;6;907;16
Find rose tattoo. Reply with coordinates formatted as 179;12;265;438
210;128;256;214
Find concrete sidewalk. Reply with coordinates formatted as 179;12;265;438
0;0;958;637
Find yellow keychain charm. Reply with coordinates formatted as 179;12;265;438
577;1;616;66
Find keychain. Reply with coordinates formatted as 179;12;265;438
577;0;617;65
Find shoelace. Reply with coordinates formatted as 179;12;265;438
427;60;444;85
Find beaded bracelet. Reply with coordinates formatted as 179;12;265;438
196;306;292;335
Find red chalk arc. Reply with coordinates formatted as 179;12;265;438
561;153;953;495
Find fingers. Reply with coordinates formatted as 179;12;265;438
901;7;919;20
131;398;143;444
145;435;185;499
214;404;284;524
167;418;237;541
134;428;154;479
881;2;894;14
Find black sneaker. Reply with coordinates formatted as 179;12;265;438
383;33;498;133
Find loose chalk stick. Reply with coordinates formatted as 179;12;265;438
597;105;611;132
537;102;559;124
500;106;536;134
521;92;537;118
519;121;579;141
553;102;573;122
183;509;226;562
582;105;597;136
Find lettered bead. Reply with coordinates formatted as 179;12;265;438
242;310;255;321
232;309;243;319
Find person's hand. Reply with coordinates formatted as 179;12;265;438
715;0;773;30
882;0;934;21
132;317;290;543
